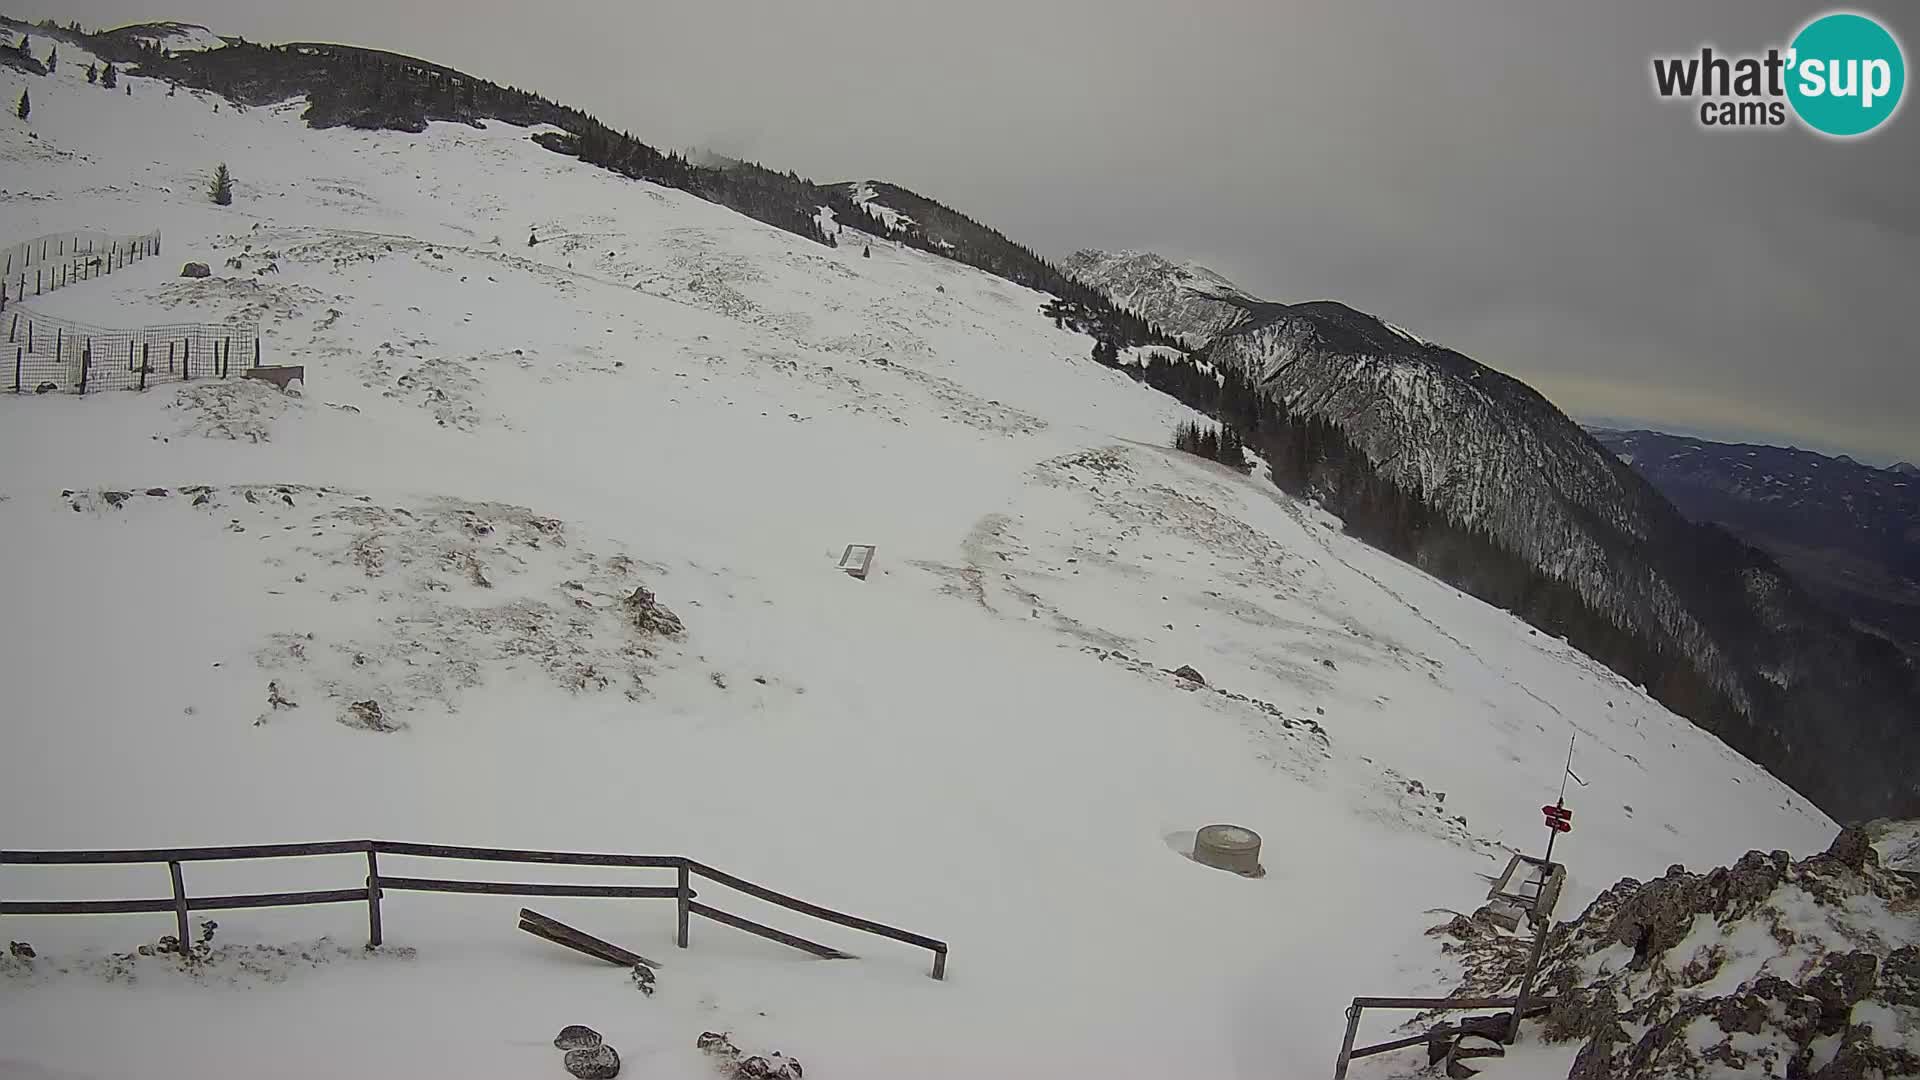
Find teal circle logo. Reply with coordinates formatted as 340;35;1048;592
1787;12;1905;136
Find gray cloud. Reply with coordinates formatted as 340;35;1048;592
25;0;1919;461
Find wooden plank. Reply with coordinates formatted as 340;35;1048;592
685;860;943;952
1350;1029;1450;1060
517;908;660;969
379;875;681;900
375;842;681;869
366;851;383;947
1;897;178;915
688;901;855;960
1350;996;1522;1011
1;840;372;865
189;889;366;911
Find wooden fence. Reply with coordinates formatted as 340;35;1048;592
0;840;948;979
0;230;162;310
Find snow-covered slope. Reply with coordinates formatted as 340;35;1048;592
1067;251;1920;823
0;35;1838;1080
1062;248;1262;348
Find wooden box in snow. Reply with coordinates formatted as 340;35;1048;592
838;544;876;579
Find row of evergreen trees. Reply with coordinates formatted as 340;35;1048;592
1171;420;1251;471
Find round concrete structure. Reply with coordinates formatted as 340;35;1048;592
1193;824;1264;877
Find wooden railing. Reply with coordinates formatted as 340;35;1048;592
0;840;948;979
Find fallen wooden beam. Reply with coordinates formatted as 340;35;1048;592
688;900;855;959
518;907;660;970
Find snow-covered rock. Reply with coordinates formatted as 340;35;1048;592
1426;830;1919;1079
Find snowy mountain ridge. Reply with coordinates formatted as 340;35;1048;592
1061;247;1263;347
0;22;1860;1080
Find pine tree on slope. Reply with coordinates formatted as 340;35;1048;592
209;162;234;206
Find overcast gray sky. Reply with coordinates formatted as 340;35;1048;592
23;0;1919;463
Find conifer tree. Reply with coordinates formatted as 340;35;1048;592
209;162;234;205
87;61;98;83
15;87;27;121
102;62;117;89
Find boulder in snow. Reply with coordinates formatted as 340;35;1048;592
553;1025;602;1050
180;262;211;278
563;1044;620;1079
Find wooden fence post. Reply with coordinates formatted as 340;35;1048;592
168;340;175;374
128;341;136;372
167;861;190;955
1333;1002;1363;1080
53;326;60;357
254;336;261;368
12;347;20;392
139;344;149;391
79;344;90;394
366;848;384;947
676;862;690;948
183;338;191;380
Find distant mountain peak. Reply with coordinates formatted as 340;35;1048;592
1061;249;1265;347
1891;461;1920;477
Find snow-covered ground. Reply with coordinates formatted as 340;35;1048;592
0;37;1837;1080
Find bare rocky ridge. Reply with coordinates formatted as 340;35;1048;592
1431;830;1918;1078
